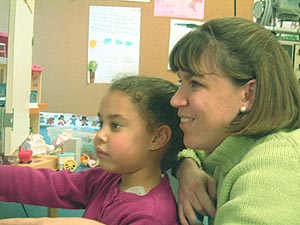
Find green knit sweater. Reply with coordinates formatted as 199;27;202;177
182;129;300;225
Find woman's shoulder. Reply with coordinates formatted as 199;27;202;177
264;129;300;141
245;129;300;162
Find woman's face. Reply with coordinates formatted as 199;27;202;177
171;69;246;152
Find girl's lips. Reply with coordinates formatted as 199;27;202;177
95;147;109;158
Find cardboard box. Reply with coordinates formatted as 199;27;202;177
63;137;82;164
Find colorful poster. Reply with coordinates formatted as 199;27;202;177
154;0;205;19
87;6;141;83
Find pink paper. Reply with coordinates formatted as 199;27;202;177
154;0;204;19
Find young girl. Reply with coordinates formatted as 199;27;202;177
0;76;184;225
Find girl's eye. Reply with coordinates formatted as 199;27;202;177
111;122;122;130
97;120;103;130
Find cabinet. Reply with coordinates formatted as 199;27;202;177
0;0;35;157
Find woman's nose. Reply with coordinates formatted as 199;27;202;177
170;87;188;108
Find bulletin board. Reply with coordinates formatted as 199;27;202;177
32;0;254;116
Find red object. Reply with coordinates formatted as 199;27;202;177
19;146;33;163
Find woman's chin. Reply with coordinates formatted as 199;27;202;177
183;136;200;150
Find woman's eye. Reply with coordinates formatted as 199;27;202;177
176;80;182;89
190;80;202;88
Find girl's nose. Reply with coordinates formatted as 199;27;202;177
94;129;107;144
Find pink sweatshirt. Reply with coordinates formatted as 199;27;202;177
0;166;179;225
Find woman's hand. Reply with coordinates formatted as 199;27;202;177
177;158;217;225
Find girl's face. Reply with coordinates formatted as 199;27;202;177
94;91;155;174
171;69;245;152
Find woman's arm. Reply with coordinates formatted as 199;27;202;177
174;149;217;225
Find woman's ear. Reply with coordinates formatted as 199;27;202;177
241;79;256;111
150;125;171;151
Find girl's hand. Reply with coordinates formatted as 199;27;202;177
177;158;217;225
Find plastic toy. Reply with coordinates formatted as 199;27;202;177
18;146;33;163
63;159;77;172
88;60;98;83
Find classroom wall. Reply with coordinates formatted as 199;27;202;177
32;0;254;116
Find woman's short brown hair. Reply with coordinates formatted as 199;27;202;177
169;17;300;137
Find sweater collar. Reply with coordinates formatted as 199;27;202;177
204;136;257;174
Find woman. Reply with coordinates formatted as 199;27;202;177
170;17;300;225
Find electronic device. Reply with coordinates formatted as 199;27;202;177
252;0;300;82
253;0;300;26
279;39;300;81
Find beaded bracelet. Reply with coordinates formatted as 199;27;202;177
171;149;202;177
177;149;202;169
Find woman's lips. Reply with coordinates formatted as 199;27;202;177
180;117;194;123
179;117;194;129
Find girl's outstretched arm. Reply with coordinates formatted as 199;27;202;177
0;217;105;225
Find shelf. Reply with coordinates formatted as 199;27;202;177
17;154;58;170
0;57;7;65
29;102;48;114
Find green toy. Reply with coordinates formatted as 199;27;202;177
88;60;98;83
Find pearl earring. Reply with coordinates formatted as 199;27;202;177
240;106;247;113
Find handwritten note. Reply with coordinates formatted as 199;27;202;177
88;6;141;83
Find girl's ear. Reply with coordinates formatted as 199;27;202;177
150;125;171;151
241;79;256;111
